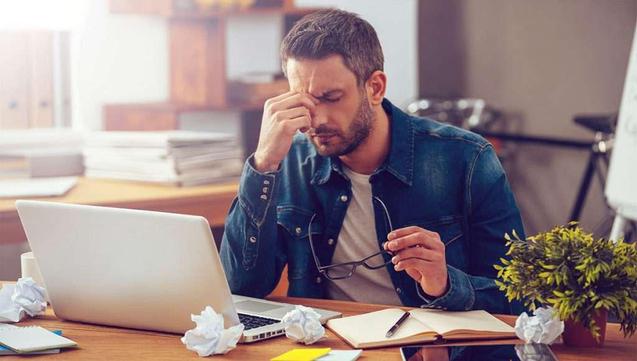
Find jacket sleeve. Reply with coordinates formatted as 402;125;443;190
416;144;525;314
219;155;288;298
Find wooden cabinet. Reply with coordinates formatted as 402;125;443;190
0;32;30;129
169;19;227;107
105;0;319;131
0;31;70;130
28;32;55;128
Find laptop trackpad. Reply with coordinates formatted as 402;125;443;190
235;300;283;314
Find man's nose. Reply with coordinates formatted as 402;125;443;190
310;106;328;129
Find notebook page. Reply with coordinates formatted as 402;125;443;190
410;309;514;337
327;308;436;345
0;326;76;353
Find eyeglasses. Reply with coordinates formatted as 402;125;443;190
308;196;395;280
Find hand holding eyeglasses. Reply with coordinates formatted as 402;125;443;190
383;226;449;298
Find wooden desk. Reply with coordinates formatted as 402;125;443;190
1;295;635;360
0;177;238;245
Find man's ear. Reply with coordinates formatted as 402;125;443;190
366;70;387;106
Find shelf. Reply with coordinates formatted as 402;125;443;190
168;7;320;20
110;0;320;19
104;102;264;130
107;102;263;112
105;0;318;132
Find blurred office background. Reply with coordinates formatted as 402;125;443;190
0;0;635;280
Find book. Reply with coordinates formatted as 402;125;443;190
0;325;76;353
326;308;516;349
0;329;63;356
0;156;29;178
0;150;83;178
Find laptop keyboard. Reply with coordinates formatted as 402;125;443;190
238;313;280;330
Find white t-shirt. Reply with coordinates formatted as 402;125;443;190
325;167;403;305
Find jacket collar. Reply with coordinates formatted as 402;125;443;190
311;98;414;186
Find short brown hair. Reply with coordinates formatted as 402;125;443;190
280;9;384;85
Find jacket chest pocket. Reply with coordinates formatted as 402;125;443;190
277;207;324;280
407;216;466;269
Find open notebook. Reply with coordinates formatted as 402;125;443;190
326;308;516;349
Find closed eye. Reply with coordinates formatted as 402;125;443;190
314;90;343;104
322;97;341;103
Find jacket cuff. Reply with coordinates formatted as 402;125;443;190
416;265;475;311
238;154;280;225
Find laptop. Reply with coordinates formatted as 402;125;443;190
15;200;341;342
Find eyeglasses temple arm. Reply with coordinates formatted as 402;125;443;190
308;214;325;272
373;196;394;232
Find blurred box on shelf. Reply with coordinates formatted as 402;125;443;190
228;73;289;107
0;130;84;179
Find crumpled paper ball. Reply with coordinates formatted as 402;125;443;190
515;306;564;344
0;277;47;323
281;305;326;345
12;278;47;317
181;306;244;357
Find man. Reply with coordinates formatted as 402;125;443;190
220;9;524;314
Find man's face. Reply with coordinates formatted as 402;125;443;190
286;55;375;157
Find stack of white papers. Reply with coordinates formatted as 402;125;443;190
83;131;244;186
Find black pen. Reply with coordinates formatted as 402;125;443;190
385;311;410;338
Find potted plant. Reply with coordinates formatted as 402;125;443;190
494;223;637;347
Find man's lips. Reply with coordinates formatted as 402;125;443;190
313;133;336;142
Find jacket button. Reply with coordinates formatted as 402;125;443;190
396;287;402;294
295;227;302;235
249;236;257;243
264;180;270;185
327;238;335;246
315;276;322;284
262;187;268;193
340;195;348;202
260;194;268;200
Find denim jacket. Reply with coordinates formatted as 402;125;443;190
220;99;525;314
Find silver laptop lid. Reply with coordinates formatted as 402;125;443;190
15;200;240;334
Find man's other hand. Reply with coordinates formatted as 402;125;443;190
384;226;449;298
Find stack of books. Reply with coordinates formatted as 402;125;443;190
83;131;244;186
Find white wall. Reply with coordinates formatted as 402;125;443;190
226;14;283;80
0;0;86;30
72;1;168;130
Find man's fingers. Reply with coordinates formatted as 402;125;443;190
282;115;312;135
384;232;442;252
268;93;316;114
391;246;441;264
394;257;429;272
387;226;438;240
267;90;295;103
272;106;310;123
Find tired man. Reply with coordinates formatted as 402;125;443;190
220;9;524;313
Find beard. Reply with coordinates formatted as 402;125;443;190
309;94;375;157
